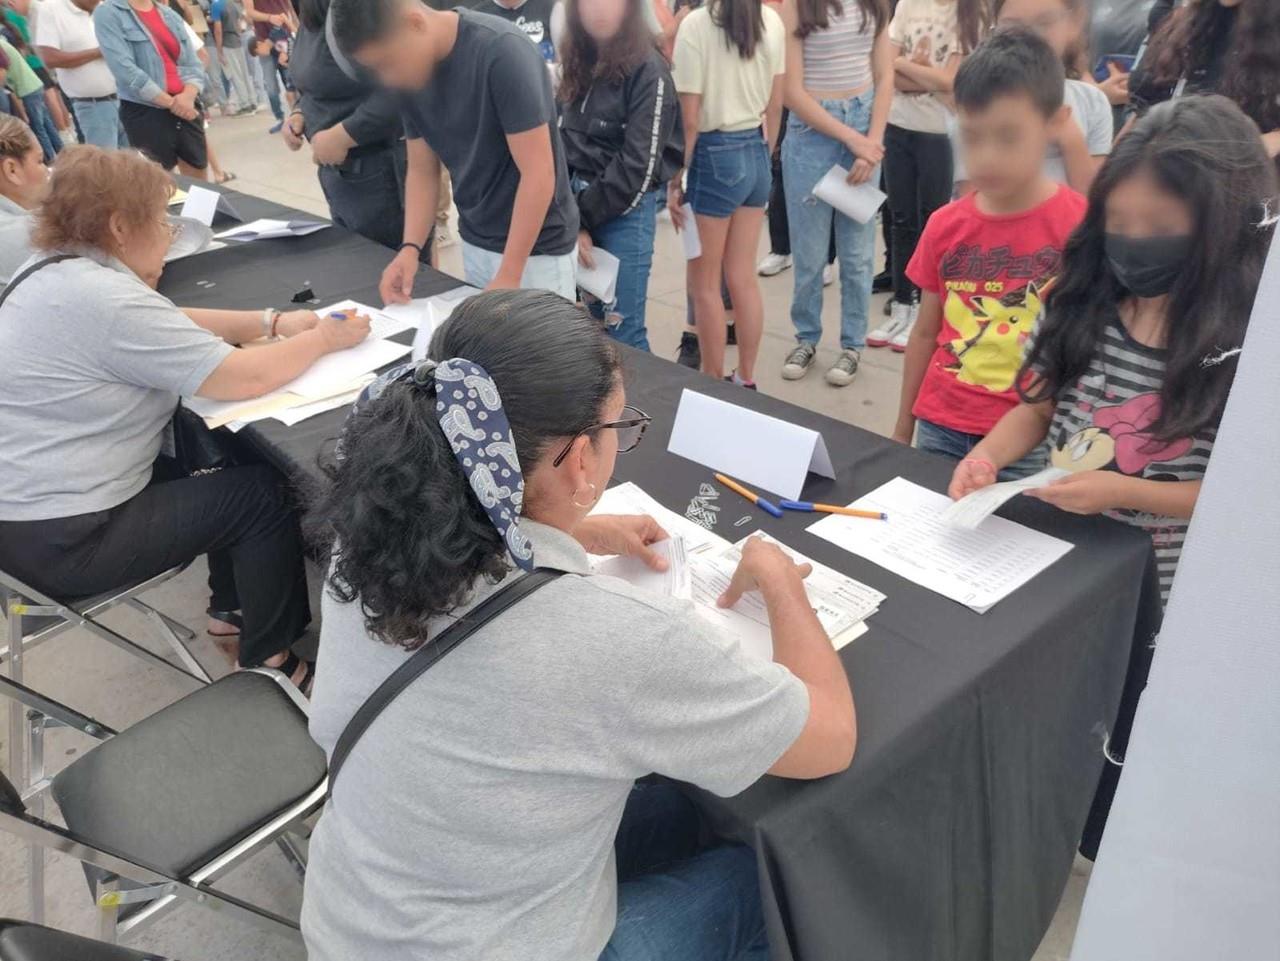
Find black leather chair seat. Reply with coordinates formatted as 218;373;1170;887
0;920;169;961
51;671;327;878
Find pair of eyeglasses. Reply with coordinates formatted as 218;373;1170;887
162;220;182;241
552;405;651;467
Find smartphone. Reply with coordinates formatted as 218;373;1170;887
1093;54;1137;83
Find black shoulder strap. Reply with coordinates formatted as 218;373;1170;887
327;568;566;787
0;255;76;309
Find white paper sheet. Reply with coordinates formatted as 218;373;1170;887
269;384;368;425
179;185;220;226
320;299;413;340
282;338;411;399
214;218;329;242
811;165;887;223
808;477;1073;612
575;247;620;302
667;389;835;500
678;205;701;260
591;481;728;555
939;467;1070;530
591;536;691;600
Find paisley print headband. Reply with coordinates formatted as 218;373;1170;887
354;358;534;571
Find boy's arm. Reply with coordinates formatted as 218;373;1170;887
492;124;556;289
891;291;942;444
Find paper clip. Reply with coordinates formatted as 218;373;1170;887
734;515;753;528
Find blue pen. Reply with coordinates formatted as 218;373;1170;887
780;499;888;521
329;311;349;321
715;473;784;518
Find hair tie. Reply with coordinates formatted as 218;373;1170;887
433;358;533;571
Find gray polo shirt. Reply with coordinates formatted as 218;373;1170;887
0;250;233;520
0;195;34;286
302;520;810;961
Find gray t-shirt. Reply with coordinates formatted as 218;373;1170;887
0;196;34;286
952;79;1114;184
398;9;578;256
0;250;233;520
301;521;809;961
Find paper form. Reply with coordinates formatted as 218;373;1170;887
282;338;411;399
678;205;701;260
592;536;691;600
575;247;620;303
591;481;730;556
939;467;1070;530
214;218;328;241
807;477;1073;612
320;300;415;340
811;165;887;224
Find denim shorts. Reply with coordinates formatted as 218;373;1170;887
686;128;771;219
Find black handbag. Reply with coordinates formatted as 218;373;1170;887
327;568;565;787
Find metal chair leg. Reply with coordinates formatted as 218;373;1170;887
96;876;120;944
274;833;308;881
27;710;46;924
126;599;211;684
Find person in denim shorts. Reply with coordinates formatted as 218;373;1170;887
669;0;785;387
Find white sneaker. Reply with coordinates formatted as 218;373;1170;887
824;349;860;387
890;303;919;352
757;252;792;276
822;263;836;287
867;301;912;348
781;341;817;380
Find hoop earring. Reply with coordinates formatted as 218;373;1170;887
571;482;598;509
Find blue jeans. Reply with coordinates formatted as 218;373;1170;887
22;92;61;163
916;418;1047;479
687;128;770;218
258;53;282;121
572;177;659;352
782;92;877;351
461;240;577;301
71;99;128;149
601;781;769;961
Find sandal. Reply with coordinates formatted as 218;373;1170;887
275;651;316;697
206;608;243;637
215;170;237;184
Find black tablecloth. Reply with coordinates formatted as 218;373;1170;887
160;185;1159;961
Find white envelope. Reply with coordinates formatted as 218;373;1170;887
666;389;835;500
575;247;620;302
678;204;701;260
812;165;886;224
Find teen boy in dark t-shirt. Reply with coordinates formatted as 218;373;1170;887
329;0;579;300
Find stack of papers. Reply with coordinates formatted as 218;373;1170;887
575;248;620;302
214;218;329;242
807;477;1073;612
589;482;883;660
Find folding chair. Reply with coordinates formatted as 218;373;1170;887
0;669;328;947
0;918;171;961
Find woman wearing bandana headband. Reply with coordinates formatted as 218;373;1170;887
303;289;856;961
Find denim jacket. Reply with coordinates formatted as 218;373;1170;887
93;0;205;107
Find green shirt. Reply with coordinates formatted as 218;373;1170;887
2;9;43;71
1;37;42;98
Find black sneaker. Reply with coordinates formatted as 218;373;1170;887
676;331;701;369
872;269;893;294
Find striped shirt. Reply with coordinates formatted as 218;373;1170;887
802;0;876;92
1044;321;1215;604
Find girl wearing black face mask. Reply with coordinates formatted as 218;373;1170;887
946;95;1277;605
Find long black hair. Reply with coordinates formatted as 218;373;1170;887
310;291;621;649
558;0;657;106
709;0;764;59
1020;95;1278;442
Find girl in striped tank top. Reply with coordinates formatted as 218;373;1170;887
947;96;1277;605
777;0;892;386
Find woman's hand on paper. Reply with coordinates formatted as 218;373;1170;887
1025;470;1124;515
574;514;670;571
718;536;811;609
274;309;319;338
315;310;371;353
948;458;997;500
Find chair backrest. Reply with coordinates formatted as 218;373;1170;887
0;920;171;961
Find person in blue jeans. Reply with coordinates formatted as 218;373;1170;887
558;0;683;351
777;0;892;388
669;0;785;387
